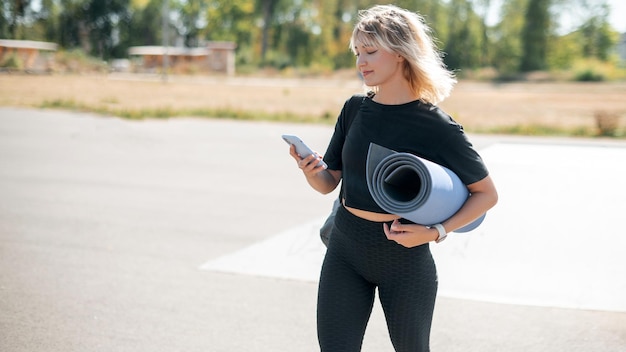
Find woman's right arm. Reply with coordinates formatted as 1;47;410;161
289;144;342;194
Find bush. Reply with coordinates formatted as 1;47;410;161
0;53;23;70
594;110;621;137
571;59;626;82
52;49;108;73
575;69;605;81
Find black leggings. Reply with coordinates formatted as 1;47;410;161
317;205;438;352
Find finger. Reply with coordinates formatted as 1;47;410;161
384;223;404;236
309;156;326;170
299;154;318;169
299;160;313;170
313;154;328;170
389;219;404;233
289;145;301;160
304;153;317;162
298;157;310;169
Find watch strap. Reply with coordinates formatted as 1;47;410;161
432;223;447;243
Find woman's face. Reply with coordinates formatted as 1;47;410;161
354;42;404;88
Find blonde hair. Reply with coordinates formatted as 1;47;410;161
350;5;456;104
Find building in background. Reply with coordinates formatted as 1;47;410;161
128;42;237;75
0;40;58;72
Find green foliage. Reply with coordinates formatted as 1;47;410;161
203;0;255;43
575;68;606;81
126;0;166;46
490;0;527;74
38;98;328;124
3;0;625;78
52;49;109;73
443;0;486;70
1;0;33;39
571;58;626;81
0;53;23;69
520;0;551;71
577;1;616;61
474;124;597;137
174;0;208;47
547;32;581;69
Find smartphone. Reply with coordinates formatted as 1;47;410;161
282;134;327;169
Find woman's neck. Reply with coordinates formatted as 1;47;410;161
371;81;419;105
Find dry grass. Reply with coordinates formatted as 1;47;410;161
1;73;625;135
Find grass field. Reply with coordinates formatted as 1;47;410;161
1;73;625;136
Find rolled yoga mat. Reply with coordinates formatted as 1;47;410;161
366;143;485;232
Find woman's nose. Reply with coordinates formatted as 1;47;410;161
356;55;365;67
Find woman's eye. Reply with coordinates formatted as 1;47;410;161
354;47;377;57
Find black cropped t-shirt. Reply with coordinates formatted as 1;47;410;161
323;95;489;213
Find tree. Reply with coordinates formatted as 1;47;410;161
174;0;207;47
520;0;552;71
490;0;527;74
578;1;616;61
87;0;131;59
35;0;60;42
201;0;255;65
126;0;166;46
258;0;280;63
1;0;34;39
2;0;623;75
472;0;494;67
54;0;130;59
443;0;484;70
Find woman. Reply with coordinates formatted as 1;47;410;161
289;5;498;351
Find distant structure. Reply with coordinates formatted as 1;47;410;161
128;41;237;75
0;39;58;71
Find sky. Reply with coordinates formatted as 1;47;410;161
486;0;625;34
606;0;625;33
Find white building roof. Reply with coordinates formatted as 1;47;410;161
0;39;58;51
128;46;210;56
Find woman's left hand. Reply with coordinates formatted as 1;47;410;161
383;219;438;248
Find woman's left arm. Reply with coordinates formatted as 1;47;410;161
384;175;498;247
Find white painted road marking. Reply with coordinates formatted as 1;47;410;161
200;142;626;312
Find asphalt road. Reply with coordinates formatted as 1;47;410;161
1;107;625;352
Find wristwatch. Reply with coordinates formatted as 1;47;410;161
431;223;447;243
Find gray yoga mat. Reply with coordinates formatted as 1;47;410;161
366;143;485;232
